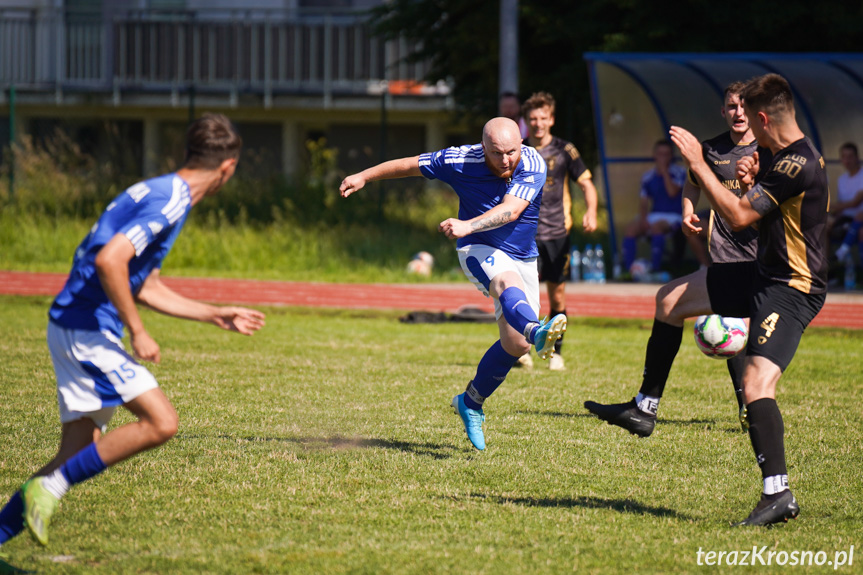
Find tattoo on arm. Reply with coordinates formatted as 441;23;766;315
745;185;775;216
471;211;512;232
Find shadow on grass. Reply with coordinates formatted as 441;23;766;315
516;410;596;420
176;433;456;460
468;492;690;519
658;418;716;426
0;556;34;574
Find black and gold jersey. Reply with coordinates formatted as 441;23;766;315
689;132;771;264
748;137;829;294
530;137;591;241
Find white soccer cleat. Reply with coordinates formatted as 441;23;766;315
548;354;565;371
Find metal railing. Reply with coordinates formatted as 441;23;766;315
0;7;444;102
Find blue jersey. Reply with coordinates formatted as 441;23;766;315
419;144;546;259
49;174;192;338
639;164;687;215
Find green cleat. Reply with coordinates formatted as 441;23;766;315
20;478;59;546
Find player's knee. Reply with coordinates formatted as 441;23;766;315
148;412;179;446
502;337;530;358
654;283;678;321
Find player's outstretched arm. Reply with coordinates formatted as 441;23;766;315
439;194;529;239
339;156;422;197
95;234;161;363
135;269;265;335
671;126;761;231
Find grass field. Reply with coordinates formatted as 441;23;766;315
1;295;861;574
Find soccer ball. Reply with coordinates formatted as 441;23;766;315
406;251;434;276
693;315;748;359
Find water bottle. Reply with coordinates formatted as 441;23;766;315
612;252;623;280
582;245;595;283
595;244;606;283
651;271;672;283
570;247;581;282
844;254;855;291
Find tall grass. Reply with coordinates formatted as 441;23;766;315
0;131;466;282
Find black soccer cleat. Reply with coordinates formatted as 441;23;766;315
583;398;656;437
732;490;799;527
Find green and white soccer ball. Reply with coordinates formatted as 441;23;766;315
693;314;748;359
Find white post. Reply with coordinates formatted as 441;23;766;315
499;0;518;96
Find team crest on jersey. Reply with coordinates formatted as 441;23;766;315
148;222;164;236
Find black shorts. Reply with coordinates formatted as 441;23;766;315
536;236;571;284
707;261;825;371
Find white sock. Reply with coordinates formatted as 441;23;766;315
836;243;850;262
635;392;660;416
40;469;70;500
763;475;789;495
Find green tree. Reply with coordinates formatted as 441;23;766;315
372;0;863;166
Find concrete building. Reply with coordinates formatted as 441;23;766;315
0;0;469;179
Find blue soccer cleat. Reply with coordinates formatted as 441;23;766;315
534;314;567;360
451;393;486;451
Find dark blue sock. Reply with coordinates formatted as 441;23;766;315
60;443;107;486
623;237;637;270
842;221;863;247
0;492;24;545
651;234;665;271
464;341;519;410
498;287;539;342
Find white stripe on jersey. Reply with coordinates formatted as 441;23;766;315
444;144;485;164
521;147;546;174
125;225;149;255
162;176;190;224
126;182;151;203
509;183;538;202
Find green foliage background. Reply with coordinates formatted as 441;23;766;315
0;133;467;281
371;0;863;167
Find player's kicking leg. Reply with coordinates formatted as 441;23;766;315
453;248;565;450
584;267;712;437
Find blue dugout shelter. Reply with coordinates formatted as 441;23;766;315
584;52;863;270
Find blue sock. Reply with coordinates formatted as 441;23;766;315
651;234;665;271
623;237;636;270
0;492;24;545
499;286;539;342
464;341;519;410
60;443;107;486
843;221;863;247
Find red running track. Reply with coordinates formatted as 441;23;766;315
2;270;863;329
